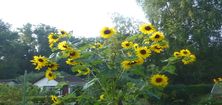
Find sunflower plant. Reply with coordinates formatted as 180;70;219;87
31;23;196;105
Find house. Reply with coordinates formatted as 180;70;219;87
211;83;222;99
33;75;85;96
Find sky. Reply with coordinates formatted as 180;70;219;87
0;0;147;37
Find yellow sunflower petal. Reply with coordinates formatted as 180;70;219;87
150;74;169;88
139;23;156;34
100;27;116;39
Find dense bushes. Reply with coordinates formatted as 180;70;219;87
160;84;213;105
0;84;53;105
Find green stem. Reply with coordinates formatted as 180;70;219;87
22;70;27;105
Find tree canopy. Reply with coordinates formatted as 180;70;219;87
137;0;222;84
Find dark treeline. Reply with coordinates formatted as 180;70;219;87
0;20;93;79
0;21;64;79
137;0;222;84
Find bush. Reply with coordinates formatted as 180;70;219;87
161;84;213;105
0;84;22;105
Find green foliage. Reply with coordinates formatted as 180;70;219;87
16;72;44;83
0;20;59;79
195;96;222;105
137;0;222;84
0;84;51;105
32;22;186;104
29;96;51;105
161;84;212;105
0;84;22;105
0;20;22;78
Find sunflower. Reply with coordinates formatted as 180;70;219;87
182;54;196;64
135;58;144;65
66;59;79;65
68;49;80;59
51;95;60;104
93;42;103;49
144;41;150;45
150;44;163;53
59;30;68;37
173;51;181;58
136;47;151;59
58;41;70;51
213;77;222;84
121;60;132;70
213;78;218;84
180;49;191;57
150;74;169;88
121;41;133;49
76;68;91;76
48;33;59;44
121;60;138;70
150;32;165;42
133;43;139;49
139;23;156;34
47;61;59;71
31;55;48;70
49;43;55;49
45;70;56;80
100;27;116;39
99;94;105;101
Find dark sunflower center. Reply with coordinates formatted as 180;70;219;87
126;43;130;46
48;73;52;77
128;61;137;65
38;59;44;62
156;78;163;83
155;46;161;49
134;45;138;48
61;31;65;35
63;45;68;48
53;98;57;102
183;51;187;54
104;30;111;34
145;26;151;30
83;69;88;72
155;34;160;38
140;50;147;55
70;52;76;56
48;64;54;68
52;35;58;39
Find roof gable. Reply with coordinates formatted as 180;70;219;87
34;77;58;87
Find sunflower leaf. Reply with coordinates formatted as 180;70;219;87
162;65;176;74
83;78;98;90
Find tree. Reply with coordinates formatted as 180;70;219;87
0;21;58;79
0;20;22;78
111;13;144;35
137;0;222;83
33;24;57;56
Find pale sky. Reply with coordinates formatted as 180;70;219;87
0;0;147;37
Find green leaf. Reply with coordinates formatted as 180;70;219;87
83;78;98;90
162;65;176;74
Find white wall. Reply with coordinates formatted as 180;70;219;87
33;78;58;89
